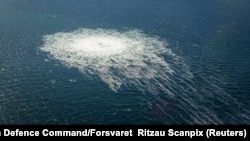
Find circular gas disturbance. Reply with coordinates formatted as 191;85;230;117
41;28;177;93
40;28;245;124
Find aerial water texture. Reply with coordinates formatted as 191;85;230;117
0;0;249;124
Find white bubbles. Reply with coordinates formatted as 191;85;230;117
40;28;176;93
71;36;126;57
40;28;249;124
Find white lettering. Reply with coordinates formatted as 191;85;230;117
138;129;165;136
208;129;244;137
168;129;203;138
4;129;39;136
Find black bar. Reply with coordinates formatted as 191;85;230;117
0;125;248;139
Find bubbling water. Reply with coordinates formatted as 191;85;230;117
40;28;249;124
41;28;177;93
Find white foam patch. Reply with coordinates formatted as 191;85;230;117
40;28;250;124
41;28;176;93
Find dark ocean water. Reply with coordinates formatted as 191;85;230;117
0;0;249;124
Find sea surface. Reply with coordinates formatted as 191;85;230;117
0;0;249;124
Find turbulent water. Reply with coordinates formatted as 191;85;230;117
39;28;249;124
0;0;249;124
41;28;176;93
